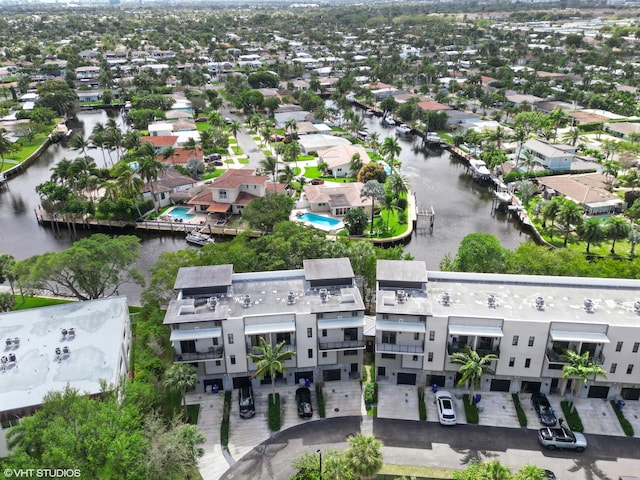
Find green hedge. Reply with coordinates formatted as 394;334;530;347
221;390;231;447
512;393;527;427
268;392;281;431
560;400;584;432
316;383;326;418
610;400;634;437
502;168;597;184
463;394;479;424
418;386;427;421
364;382;378;405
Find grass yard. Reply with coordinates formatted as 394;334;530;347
12;296;73;310
379;464;457;479
368;209;409;238
230;145;243;155
203;169;226;180
304;166;321;178
238;157;249;165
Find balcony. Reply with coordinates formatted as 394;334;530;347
319;339;365;351
248;343;295;355
546;348;605;366
447;344;500;358
175;347;224;362
377;343;424;354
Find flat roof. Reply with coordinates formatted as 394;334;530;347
174;265;233;290
377;260;427;283
304;258;354;282
0;297;129;414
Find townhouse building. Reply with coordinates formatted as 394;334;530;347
163;259;366;392
375;261;640;401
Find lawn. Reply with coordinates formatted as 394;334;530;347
304;166;321;178
12;296;73;310
230;145;243;155
367;208;409;238
238;157;249;165
203;169;226;180
379;464;456;479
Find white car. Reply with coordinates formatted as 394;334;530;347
435;390;457;425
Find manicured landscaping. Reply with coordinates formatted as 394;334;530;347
512;393;527;427
316;383;326;418
268;392;281;431
560;400;584;432
462;394;479;424
221;390;232;447
610;400;634;437
187;404;200;425
12;296;73;310
378;464;456;479
418;386;427;421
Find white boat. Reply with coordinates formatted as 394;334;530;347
469;159;491;180
425;132;441;144
395;124;412;136
186;231;215;246
383;116;396;127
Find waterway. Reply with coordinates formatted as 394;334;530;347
0;110;529;304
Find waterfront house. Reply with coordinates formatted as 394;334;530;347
536;173;625;215
298;134;352;155
140;135;180;154
317;144;371;178
301;182;371;216
141;168;197;208
522;138;575;171
603;122;640;141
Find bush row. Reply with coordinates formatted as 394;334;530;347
610;400;634;437
502;168;597;184
560;400;584;432
463;394;479;424
221;390;231;447
364;382;378;405
268;393;281;431
418;387;427;421
316;383;326;418
512;393;527;427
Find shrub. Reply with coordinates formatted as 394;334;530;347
268;393;281;431
512;393;527;427
560;400;584;432
364;382;378;405
220;390;231;447
463;394;479;424
316;383;326;418
610;400;634;437
418;387;427;421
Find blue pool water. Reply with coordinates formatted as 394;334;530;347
299;213;341;228
169;207;196;220
380;162;392;175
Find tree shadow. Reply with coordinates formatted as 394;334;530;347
225;441;290;480
567;456;611;480
449;445;499;466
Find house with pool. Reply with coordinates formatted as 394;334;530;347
317;144;371;179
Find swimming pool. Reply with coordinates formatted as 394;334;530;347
298;212;341;229
168;206;196;220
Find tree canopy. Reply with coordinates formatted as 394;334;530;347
241;193;295;233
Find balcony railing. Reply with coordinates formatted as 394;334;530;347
176;347;224;362
248;344;295;355
447;344;500;358
377;343;424;354
546;348;605;365
319;339;365;351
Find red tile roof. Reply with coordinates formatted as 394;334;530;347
140;135;179;147
212;169;268;189
157;147;204;165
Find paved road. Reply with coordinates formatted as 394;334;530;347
220;416;640;480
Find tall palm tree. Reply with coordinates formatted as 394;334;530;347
556;200;583;247
68;133;90;157
138;156;163;209
561;127;582;147
248;337;295;402
278;165;296;189
162;145;176;165
450;346;497;402
483;126;509;151
285;140;301;171
163;363;198;420
349;153;363;178
628;229;640;255
562;350;606;397
385;172;410;199
343;433;383;480
513;464;547;480
260;155;278;183
605;216;631;254
578;217;605;254
380;136;401;168
104;127;123;163
228;120;242;144
285;118;298;139
89;124;108;166
122;130;141;151
360;180;385;235
0;128;14;173
367;132;380;152
112;163;144;218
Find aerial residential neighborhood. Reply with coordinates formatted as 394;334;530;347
1;1;640;479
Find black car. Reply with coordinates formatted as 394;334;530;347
296;387;313;418
532;393;557;426
204;153;222;163
239;385;255;418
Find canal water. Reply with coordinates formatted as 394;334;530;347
0;110;529;304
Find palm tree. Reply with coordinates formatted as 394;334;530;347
349;153;363;178
122;130;141;151
628;229;640;255
162;145;176;165
138;156;163;209
0;128;14;173
483;126;509;150
520;150;538;173
556;200;583;247
228;120;242;143
260;155;278;183
285;118;298;139
450;346;497;402
578;217;605;254
68;133;90;157
367;132;380;151
164;363;198;420
343;433;383;480
380;136;401;168
513;465;547;480
541;197;562;231
605;216;631;254
360;180;385;235
112;163;144;218
385;172;410;199
248;337;295;402
278;165;296;189
285;140;301;171
562;350;606;397
561;127;582;147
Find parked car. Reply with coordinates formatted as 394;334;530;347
435;390;457;425
204;153;222;163
531;393;557;426
296;387;313;418
238;385;255;418
538;426;587;452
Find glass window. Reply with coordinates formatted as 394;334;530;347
227;333;234;344
610;363;617;374
307;328;313;338
414;332;420;341
512;335;519;346
230;355;236;365
381;353;396;359
509;357;515;367
382;331;396;344
429;331;435;341
427;352;433;362
524;358;531;368
627;364;634;375
633;342;640;353
616;341;623;352
528;336;535;347
308;349;313;359
322;329;327;337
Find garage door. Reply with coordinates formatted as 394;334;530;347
588;385;610;399
323;369;341;381
397;373;417;385
295;371;314;384
490;379;511;392
204;378;223;391
621;388;640;401
232;376;250;389
521;381;541;394
427;375;446;388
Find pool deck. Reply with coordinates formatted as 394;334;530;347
291;209;345;234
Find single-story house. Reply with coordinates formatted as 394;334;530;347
537;173;625;216
274;111;314;128
417;100;452;113
298;134;352;155
302;182;372;217
317;144;371;178
142;168;197;208
157;147;204;166
76;91;103;103
603;122;640;141
140;135;179;154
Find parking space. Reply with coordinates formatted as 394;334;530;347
564;398;626;436
322;380;365;418
228;387;271;461
377;385;420;421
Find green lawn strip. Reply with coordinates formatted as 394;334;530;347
609;400;634;436
196;122;209;131
262;149;271;156
462;394;479;424
418;386;427;421
221;390;231;447
231;145;243;155
512;393;527;427
268;393;281;431
186;404;200;425
298;155;315;161
560;400;584;432
304;166;321;178
203;169;226;180
316;383;326;418
13;296;73;310
378;464;456;479
238;157;249;165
